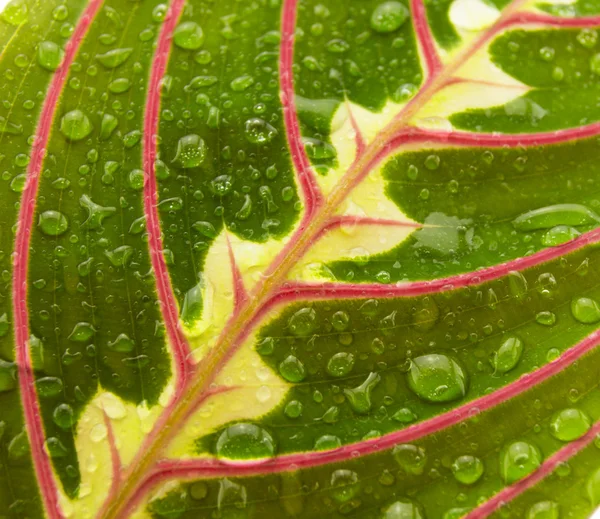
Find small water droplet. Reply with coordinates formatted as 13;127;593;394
407;354;467;403
60;109;92;141
370;1;409;33
174;21;204;50
216;423;276;460
550;408;591;442
500;440;542;483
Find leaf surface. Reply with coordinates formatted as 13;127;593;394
3;0;600;518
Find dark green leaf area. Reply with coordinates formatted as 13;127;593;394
154;336;600;518
452;28;600;133
198;244;599;460
328;137;600;283
537;0;600;17
0;0;89;514
157;0;301;320
26;0;171;497
292;0;421;174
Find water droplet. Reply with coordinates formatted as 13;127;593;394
536;311;556;326
210;175;233;196
500;440;542;483
38;210;68;236
96;48;133;68
527;501;559;519
491;336;523;374
284;400;303;418
173;134;206;168
327;352;355;377
181;278;204;327
45;437;68;458
36;377;63;398
571;296;600;324
370;1;409;33
60;109;92;141
105;245;133;267
216;423;275;460
123;130;141;148
100;113;118;140
288;307;317;336
37;41;64;71
393;444;427;475
53;403;75;430
245;117;277;145
230;75;254;91
108;77;131;94
107;333;135;353
8;430;29;460
344;372;380;414
407;354;467;403
279;355;306;382
451;455;484;485
174;21;204;50
302;137;336;159
0;360;16;392
80;195;116;230
314;434;341;450
591;53;600;75
68;322;95;342
550;408;591;441
382;499;424;519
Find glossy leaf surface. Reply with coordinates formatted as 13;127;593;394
3;0;600;518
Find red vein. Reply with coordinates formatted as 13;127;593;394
129;324;600;484
272;226;600;303
225;235;248;313
103;412;122;501
143;0;192;386
411;0;442;75
11;1;103;517
465;418;600;518
280;0;323;217
347;101;367;155
316;215;421;242
513;11;600;26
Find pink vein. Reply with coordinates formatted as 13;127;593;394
411;0;442;75
103;412;122;501
316;215;422;242
226;234;248;312
134;324;600;481
143;0;192;386
280;0;323;217
11;1;103;517
465;418;600;517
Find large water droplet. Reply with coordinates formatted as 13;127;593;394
407;354;467;403
38;210;68;236
36;377;63;398
60;109;92;141
512;204;600;231
278;355;306;382
491;336;523;374
53;403;75;430
330;469;359;503
370;1;409;33
37;41;64;71
288;307;317;336
1;0;28;26
96;48;133;68
327;352;355;377
500;440;542;483
216;423;276;460
173;134;207;168
173;21;204;50
571;296;600;324
451;455;484;485
549;408;591;442
393;444;427;475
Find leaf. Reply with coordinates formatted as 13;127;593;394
5;0;600;518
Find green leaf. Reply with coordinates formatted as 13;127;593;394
4;0;600;518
